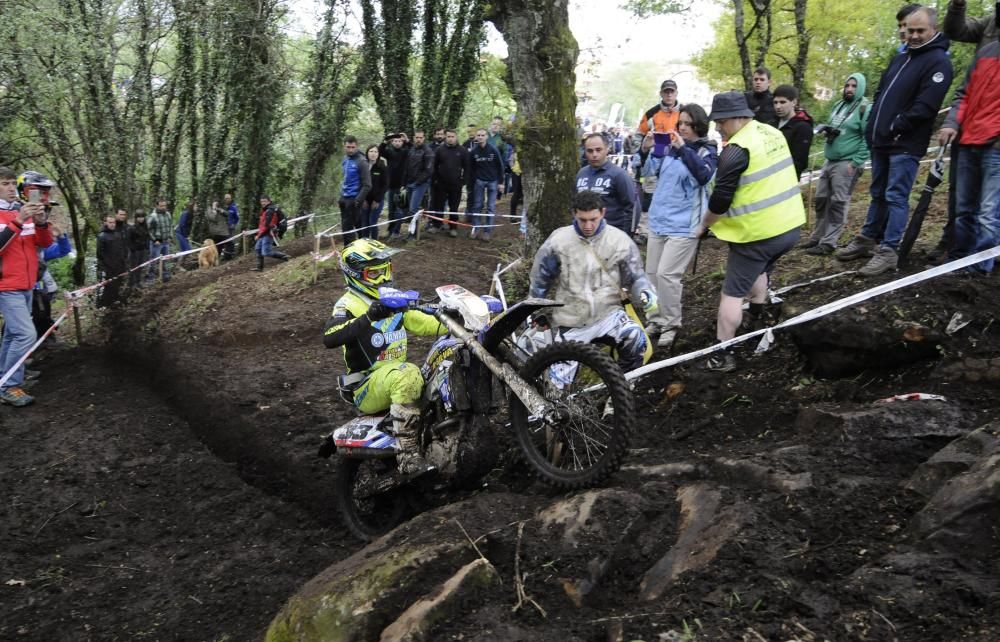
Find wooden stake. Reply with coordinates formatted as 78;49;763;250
66;294;83;346
157;258;164;282
313;235;321;284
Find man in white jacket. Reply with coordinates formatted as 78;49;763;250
524;190;657;372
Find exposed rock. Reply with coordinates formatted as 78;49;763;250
933;357;1000;383
639;484;753;601
265;493;541;642
796;402;973;441
379;558;499;642
911;433;1000;566
788;310;943;378
707;457;813;493
906;423;1000;497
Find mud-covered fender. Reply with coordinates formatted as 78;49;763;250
479;298;561;353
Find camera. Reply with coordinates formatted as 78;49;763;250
816;124;841;141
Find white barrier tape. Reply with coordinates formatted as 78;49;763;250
624;244;1000;383
490;258;522;311
0;311;69;389
316;213;420;238
421;209;524;221
771;270;856;297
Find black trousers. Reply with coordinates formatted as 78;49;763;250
339;198;361;244
430;185;463;229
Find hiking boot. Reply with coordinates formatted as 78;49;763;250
0;386;35;407
449;228;458;238
391;403;435;477
25;369;41;381
804;243;835;256
799;238;819;249
835;235;876;261
425;225;438;235
480;231;492;242
704;351;737;373
20;379;37;390
656;330;677;348
859;246;898;276
643;322;664;336
469;227;478;239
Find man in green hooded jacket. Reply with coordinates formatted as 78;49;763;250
802;73;870;256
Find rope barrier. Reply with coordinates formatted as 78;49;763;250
621;245;1000;384
0;312;69;389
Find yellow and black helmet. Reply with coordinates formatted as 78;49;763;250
340;238;397;298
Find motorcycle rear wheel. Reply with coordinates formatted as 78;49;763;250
335;457;408;542
510;340;634;489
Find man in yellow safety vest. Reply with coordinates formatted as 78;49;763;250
699;92;805;372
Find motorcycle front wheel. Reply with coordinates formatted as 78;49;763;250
335;456;408;542
509;340;635;489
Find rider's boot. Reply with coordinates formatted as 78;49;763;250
391;403;435;477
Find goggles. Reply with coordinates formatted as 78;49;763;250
362;264;391;282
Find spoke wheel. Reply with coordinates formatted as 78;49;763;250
335;457;407;542
510;341;634;489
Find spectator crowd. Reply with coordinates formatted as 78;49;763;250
2;0;997;408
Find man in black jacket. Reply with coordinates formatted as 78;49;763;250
379;133;410;240
429;129;470;237
97;214;128;307
128;211;151;287
773;85;814;179
403;130;434;240
745;66;779;128
836;7;953;276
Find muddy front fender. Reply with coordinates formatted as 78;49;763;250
479;298;561;353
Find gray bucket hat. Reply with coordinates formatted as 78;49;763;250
708;92;755;120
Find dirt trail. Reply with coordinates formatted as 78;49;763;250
3;190;999;640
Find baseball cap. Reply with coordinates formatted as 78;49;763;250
660;79;678;92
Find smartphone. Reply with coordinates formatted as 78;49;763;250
28;190;42;204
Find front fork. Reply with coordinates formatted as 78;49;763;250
434;312;561;424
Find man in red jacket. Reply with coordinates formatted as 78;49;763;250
0;167;54;407
938;8;1000;274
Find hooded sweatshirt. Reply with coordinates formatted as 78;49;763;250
778;109;815;179
824;73;871;167
865;32;954;157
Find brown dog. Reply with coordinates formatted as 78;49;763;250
198;239;219;268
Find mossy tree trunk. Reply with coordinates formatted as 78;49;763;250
486;0;579;251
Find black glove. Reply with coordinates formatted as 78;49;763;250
367;300;393;321
531;314;550;329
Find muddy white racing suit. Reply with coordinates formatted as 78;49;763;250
524;220;657;371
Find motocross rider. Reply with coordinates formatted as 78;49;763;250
524;189;658;372
323;238;445;475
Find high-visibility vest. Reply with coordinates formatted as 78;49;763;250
711;120;805;244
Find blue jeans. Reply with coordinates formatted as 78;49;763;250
952;145;1000;273
255;235;275;256
471;179;498;228
0;290;36;390
175;231;191;252
387;188;403;236
147;240;171;281
860;151;920;250
361;199;385;239
406;181;430;226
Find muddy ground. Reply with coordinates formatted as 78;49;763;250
2;177;999;641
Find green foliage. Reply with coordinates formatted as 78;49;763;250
693;0;982;106
458;54;517;128
622;0;693;19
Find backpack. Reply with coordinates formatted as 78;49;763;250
273;207;288;238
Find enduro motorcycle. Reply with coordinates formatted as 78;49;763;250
319;284;635;541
